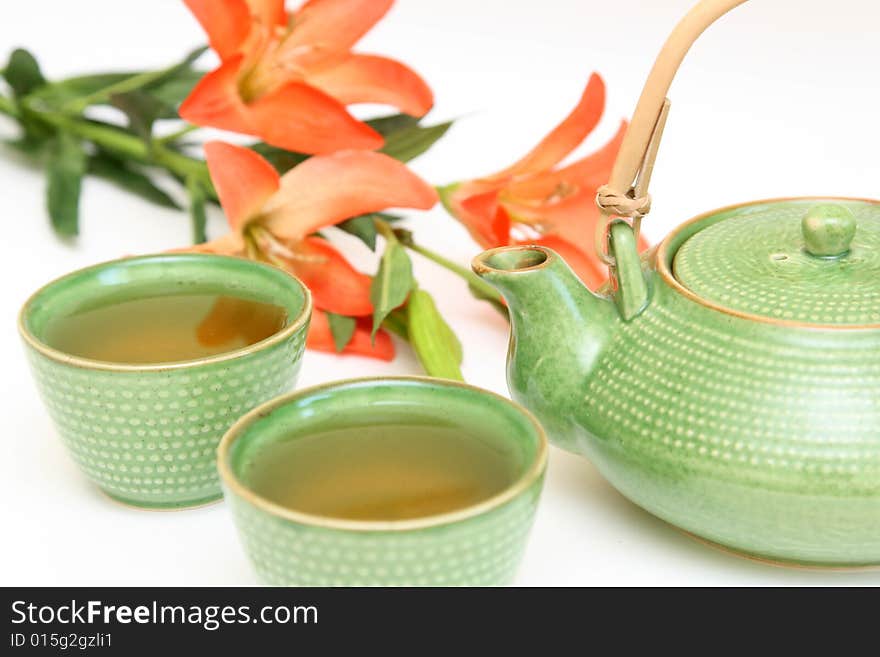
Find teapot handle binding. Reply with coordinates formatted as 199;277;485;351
595;0;753;269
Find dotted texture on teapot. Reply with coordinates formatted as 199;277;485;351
576;282;880;565
673;200;880;325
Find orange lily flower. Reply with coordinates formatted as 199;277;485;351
191;141;437;359
440;73;648;289
180;0;433;153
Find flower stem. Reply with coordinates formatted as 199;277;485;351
398;233;504;306
156;124;201;144
153;143;214;192
22;104;215;197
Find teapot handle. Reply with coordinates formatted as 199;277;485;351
595;0;754;265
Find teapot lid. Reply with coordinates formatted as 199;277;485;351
671;199;880;325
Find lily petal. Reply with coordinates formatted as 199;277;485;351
490;73;606;180
308;54;433;117
286;0;394;63
261;150;437;239
503;120;626;202
246;81;384;153
307;309;395;360
179;56;253;135
446;185;510;248
183;0;252;60
278;237;373;316
204;141;280;231
504;187;601;252
245;0;287;27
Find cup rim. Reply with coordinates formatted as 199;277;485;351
17;253;312;373
217;376;549;532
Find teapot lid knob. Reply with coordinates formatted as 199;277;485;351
802;204;857;258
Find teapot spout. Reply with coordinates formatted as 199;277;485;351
472;246;618;454
471;245;615;334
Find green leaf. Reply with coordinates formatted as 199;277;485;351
407;288;464;380
98;46;206;116
337;213;378;250
326;313;357;352
31;68;204;112
108;48;207;133
144;68;205;110
250;142;309;174
335;212;399;251
163;45;208;75
380;120;452;163
30;72;138;106
111;89;175;140
38;46;207;114
3;48;46;98
382;308;409;340
370;234;414;339
45;132;87;237
5;134;50;157
366;113;420;136
140;47;208;112
186;177;207;243
88;151;180;210
436;182;459;217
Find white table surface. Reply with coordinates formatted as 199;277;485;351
2;0;879;586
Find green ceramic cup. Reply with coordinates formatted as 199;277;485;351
19;254;311;509
217;377;548;586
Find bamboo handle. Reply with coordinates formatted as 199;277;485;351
596;0;751;262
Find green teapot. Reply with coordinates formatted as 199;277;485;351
472;0;880;567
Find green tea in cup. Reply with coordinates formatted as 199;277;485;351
239;422;522;521
42;292;288;364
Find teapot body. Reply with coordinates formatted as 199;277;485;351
499;0;880;568
506;199;880;567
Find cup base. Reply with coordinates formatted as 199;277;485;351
100;488;224;512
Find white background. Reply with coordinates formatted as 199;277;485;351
1;0;879;585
